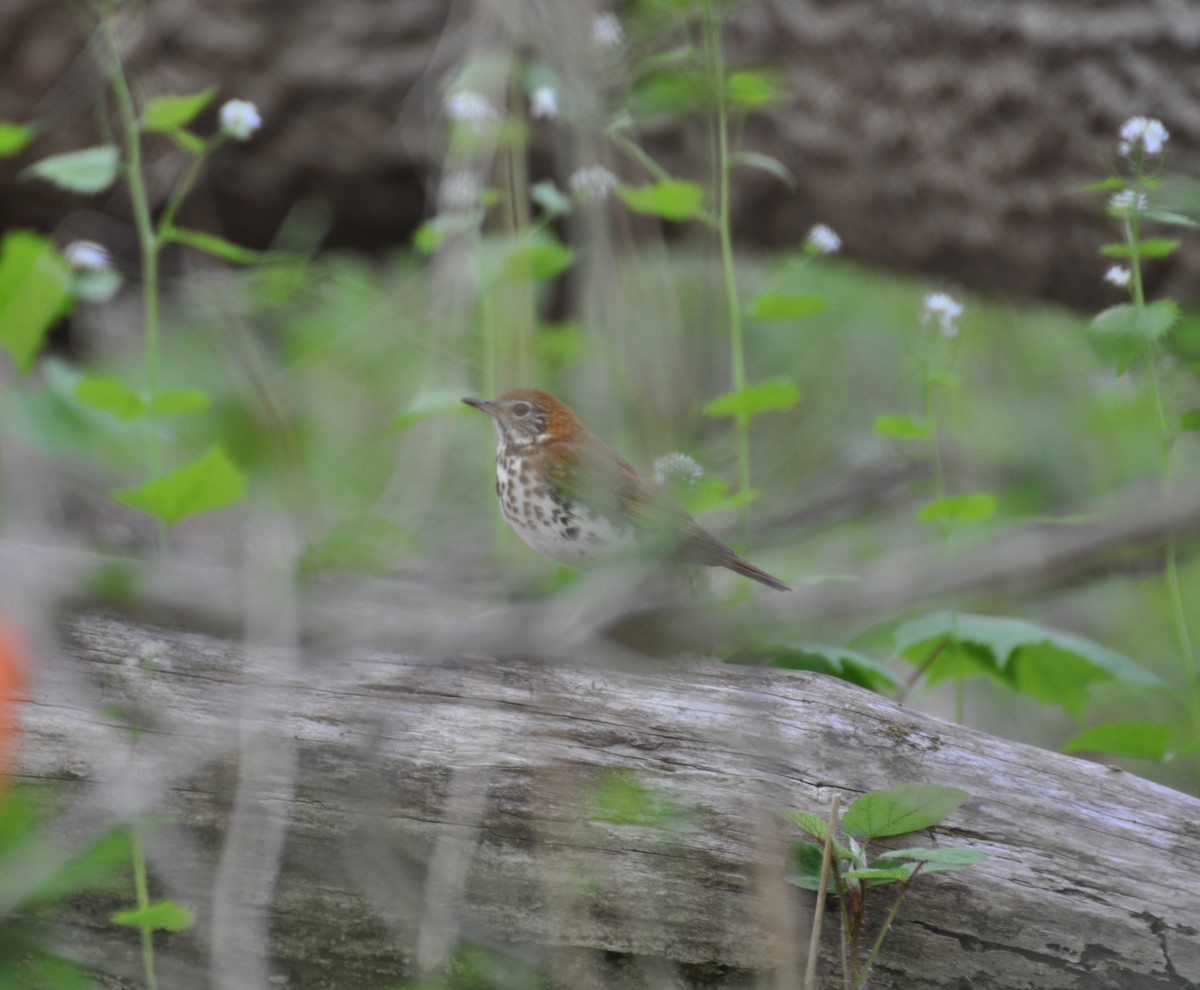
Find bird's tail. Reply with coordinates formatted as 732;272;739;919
720;554;791;592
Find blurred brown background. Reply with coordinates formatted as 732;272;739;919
3;0;1200;310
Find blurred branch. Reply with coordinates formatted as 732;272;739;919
609;480;1200;652
5;479;1200;659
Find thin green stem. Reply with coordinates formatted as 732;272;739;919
608;128;673;183
101;11;167;549
703;1;750;535
854;874;919;988
156;137;220;237
499;73;534;386
1127;195;1199;704
129;826;159;990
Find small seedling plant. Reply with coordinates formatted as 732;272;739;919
785;784;988;990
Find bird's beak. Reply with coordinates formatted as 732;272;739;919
461;396;496;416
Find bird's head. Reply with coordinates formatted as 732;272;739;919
462;387;582;448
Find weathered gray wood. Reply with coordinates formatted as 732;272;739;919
15;606;1200;989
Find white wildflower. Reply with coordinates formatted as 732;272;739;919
1103;265;1131;287
653;452;703;487
806;224;841;255
922;292;963;338
592;12;624;48
439;171;482;212
569;164;619;202
1108;189;1148;218
530;86;558;120
445;91;498;133
1118;116;1169;157
63;240;111;272
218;99;262;141
127;639;169;668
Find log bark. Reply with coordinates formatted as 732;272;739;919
14;601;1200;989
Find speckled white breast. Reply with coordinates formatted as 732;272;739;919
496;449;636;564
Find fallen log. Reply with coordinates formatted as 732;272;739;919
13;604;1200;989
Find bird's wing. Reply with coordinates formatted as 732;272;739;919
546;436;731;562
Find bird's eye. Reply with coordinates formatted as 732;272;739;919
511;401;533;418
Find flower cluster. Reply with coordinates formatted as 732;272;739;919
1108;189;1148;218
530;86;558;120
922;292;963;338
64;240;111;272
445;91;498;133
440;171;482;212
653;452;703;487
219;99;262;141
592;12;623;48
1118;116;1168;157
569;165;620;202
1103;265;1131;288
806;224;841;255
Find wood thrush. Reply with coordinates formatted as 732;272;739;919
462;387;790;591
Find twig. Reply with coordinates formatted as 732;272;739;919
803;794;840;990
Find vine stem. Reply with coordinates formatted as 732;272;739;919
129;826;159;990
703;0;751;536
101;9;167;549
853;868;923;988
1126;191;1199;712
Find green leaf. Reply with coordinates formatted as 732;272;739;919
630;68;711;117
412;211;482;254
498;237;574;281
843;865;913;883
746;291;826;321
1011;642;1115;720
112;445;246;526
781;809;828;842
730;151;795;188
590;771;694;833
1144;209;1200;228
1091;301;1180;374
726;69;783;110
786;840;835;892
1142;295;1180;338
617;179;706;221
0;121;36;156
151;388;211;415
111;898;196;932
674;477;752;515
873;413;933;440
24;145;119;194
169;129;208;155
703;378;801;419
1062;720;1173;761
142;87;217;132
842;785;969;839
74;376;146;420
748;644;899;693
916;492;996;524
0;230;73;372
890;611;1156;698
1100;238;1180;259
530;180;572;217
1180;408;1200;432
160;225;266;264
1077;177;1126;193
873;846;989;874
36;827;135;903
